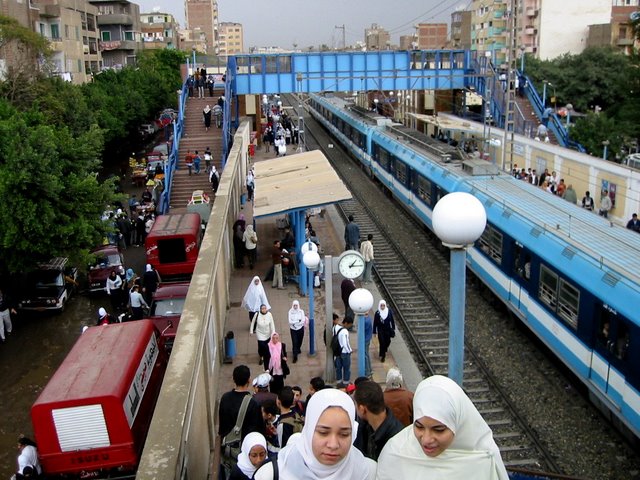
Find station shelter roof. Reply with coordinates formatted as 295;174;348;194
253;150;352;218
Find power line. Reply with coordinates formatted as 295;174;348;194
386;0;462;34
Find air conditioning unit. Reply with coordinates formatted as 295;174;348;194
83;45;90;54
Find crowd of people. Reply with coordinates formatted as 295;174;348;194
219;363;508;480
261;95;300;158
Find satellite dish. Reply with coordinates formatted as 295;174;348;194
631;11;640;21
152;6;161;13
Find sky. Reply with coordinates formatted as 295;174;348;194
135;0;468;50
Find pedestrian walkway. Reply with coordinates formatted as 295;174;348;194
170;92;225;212
216;145;423;397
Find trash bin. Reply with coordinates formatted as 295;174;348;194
224;331;236;363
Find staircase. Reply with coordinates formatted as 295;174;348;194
169;91;224;213
513;93;558;145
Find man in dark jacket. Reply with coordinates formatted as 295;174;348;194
218;365;265;440
344;215;360;251
353;381;404;461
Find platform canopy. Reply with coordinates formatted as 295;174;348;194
253;150;352;218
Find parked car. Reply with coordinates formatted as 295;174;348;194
87;245;125;293
17;257;78;313
144;282;189;353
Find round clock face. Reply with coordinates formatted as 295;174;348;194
338;251;365;279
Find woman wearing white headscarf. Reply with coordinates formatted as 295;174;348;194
288;300;305;363
373;300;395;362
242;276;270;323
250;304;276;370
228;432;268;480
242;224;258;269
376;375;509;480
253;388;376;480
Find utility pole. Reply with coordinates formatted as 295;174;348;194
501;0;519;173
335;24;346;50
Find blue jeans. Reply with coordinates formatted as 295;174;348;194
364;340;372;377
334;352;351;382
362;261;373;283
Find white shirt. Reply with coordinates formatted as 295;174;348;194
334;324;352;354
130;290;148;308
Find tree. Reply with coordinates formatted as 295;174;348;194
0;15;51;104
567;112;623;160
0;100;117;274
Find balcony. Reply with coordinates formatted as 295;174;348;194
97;13;133;26
525;26;537;35
38;4;60;18
49;37;63;50
617;37;634;46
526;7;538;17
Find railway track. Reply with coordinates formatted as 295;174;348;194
281;94;562;474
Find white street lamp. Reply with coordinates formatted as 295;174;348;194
432;192;486;386
303;249;321;355
349;288;374;377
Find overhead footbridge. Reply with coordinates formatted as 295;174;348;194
228;49;472;95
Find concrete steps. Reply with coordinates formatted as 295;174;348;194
169;93;225;211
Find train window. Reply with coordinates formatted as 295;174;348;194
513;244;531;281
615;321;630;361
235;56;249;73
395;160;407;185
377;147;391;171
478;225;503;264
278;56;292;73
416;175;432;204
557;279;579;329
539;265;558;310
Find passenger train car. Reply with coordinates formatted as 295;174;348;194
308;93;640;440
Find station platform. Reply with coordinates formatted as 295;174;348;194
216;144;424;398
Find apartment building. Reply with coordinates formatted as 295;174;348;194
89;0;142;69
416;23;448;49
34;0;101;83
185;0;218;54
140;11;180;50
365;23;391;50
0;0;39;78
218;21;243;55
587;0;640;55
450;9;472;49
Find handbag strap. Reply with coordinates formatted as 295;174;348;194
232;394;252;436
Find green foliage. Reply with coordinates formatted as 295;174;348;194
0;15;49;54
0;100;114;273
0;48;183;274
525;46;640;157
567;113;623;160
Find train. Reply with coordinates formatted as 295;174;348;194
307;92;640;441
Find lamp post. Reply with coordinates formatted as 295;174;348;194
191;46;196;71
432;192;487;386
602;140;610;160
349;288;374;378
302;242;320;356
373;97;379;113
542;80;551;107
519;45;525;73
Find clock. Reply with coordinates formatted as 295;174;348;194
338;250;365;279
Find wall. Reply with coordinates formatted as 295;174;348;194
136;120;250;480
538;0;611;59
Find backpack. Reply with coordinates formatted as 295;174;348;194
279;412;304;435
331;327;345;357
